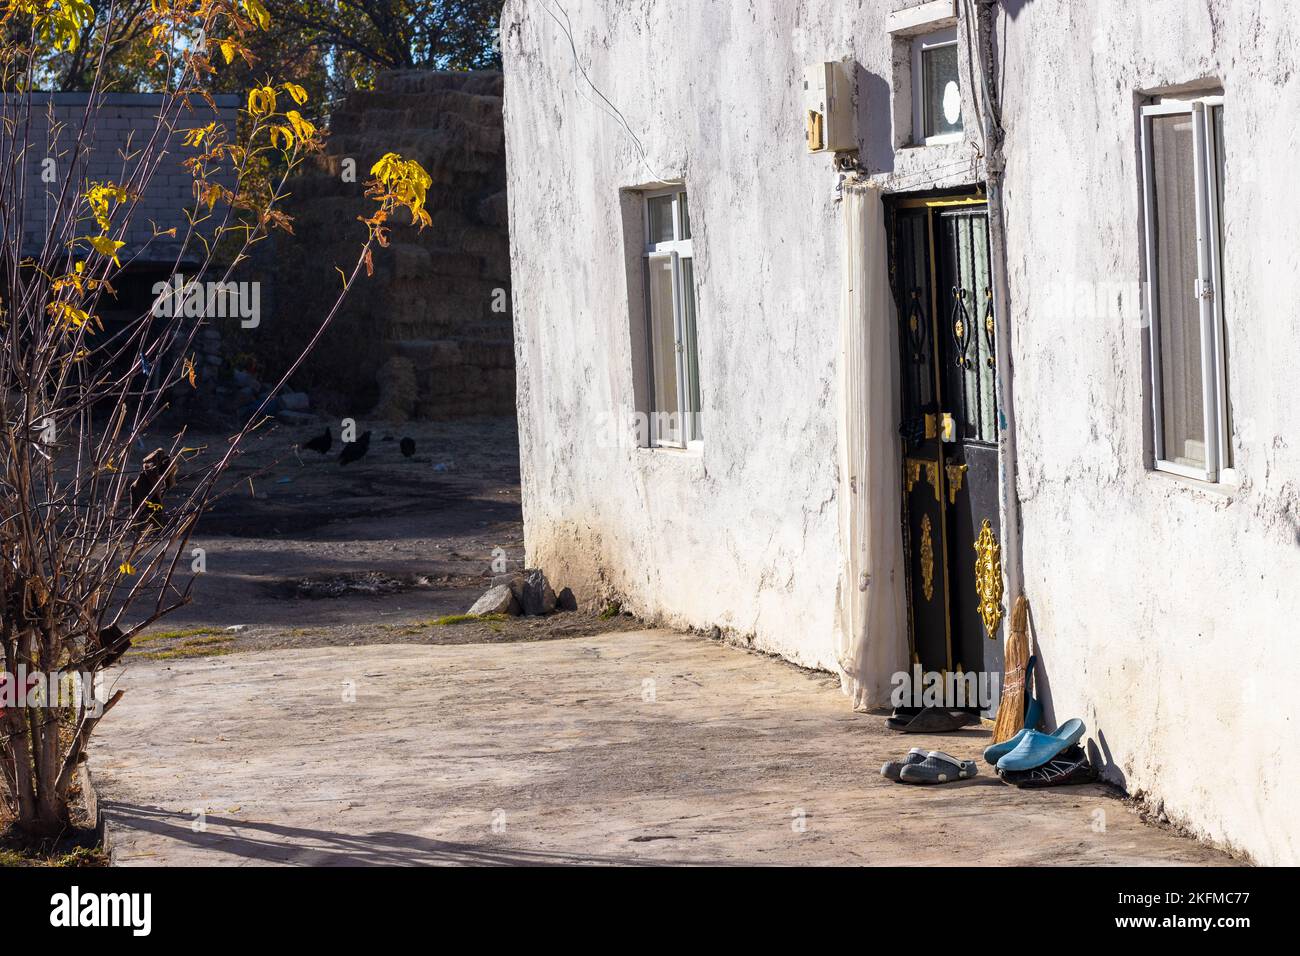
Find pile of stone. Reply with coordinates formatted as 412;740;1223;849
212;365;313;425
468;569;577;617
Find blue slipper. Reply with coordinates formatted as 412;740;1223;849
982;695;1044;765
1024;694;1043;732
996;718;1086;772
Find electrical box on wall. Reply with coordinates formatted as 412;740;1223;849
803;61;856;153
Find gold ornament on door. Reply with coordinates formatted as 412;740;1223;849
945;462;967;504
920;514;934;602
973;518;1003;639
905;458;941;502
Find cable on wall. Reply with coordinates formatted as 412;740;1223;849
538;0;683;185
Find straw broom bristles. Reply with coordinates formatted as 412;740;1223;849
992;595;1031;743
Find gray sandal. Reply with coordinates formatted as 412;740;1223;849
898;751;978;784
880;747;927;781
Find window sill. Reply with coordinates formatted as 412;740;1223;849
1148;465;1238;501
634;442;707;481
905;132;964;149
887;0;957;36
640;442;703;458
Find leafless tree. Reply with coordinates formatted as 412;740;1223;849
0;0;430;836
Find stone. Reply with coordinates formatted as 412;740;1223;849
520;568;556;616
276;410;315;426
556;587;577;612
280;391;311;411
468;583;519;617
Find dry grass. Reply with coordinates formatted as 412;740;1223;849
130;628;236;660
133;626;226;645
0;845;108;867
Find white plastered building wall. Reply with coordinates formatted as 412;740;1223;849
503;0;1300;864
996;0;1300;865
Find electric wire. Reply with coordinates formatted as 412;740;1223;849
538;0;682;185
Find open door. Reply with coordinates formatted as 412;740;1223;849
889;194;1004;690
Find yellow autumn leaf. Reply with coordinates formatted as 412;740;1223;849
283;82;308;106
182;123;214;147
219;39;237;65
269;125;293;150
370;152;401;179
247;85;276;116
244;0;271;30
368;153;434;229
119;562;135;575
26;0;93;52
85;182;127;231
47;300;96;332
86;235;125;265
285;110;315;143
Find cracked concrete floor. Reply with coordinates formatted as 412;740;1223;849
89;629;1235;866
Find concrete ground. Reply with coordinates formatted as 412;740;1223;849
87;418;1236;865
90;629;1235;866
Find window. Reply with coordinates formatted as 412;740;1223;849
912;28;961;144
642;188;702;448
1140;96;1231;482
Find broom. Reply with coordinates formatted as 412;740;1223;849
991;595;1031;743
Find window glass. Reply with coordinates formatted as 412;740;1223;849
641;190;702;447
647;255;681;444
648;195;675;244
1212;106;1225;235
1150;112;1205;469
1212;106;1231;467
681;257;701;439
923;43;961;138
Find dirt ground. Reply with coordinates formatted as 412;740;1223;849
85;415;1237;866
126;416;640;661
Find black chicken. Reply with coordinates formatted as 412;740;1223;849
303;427;331;455
339;431;371;466
400;436;415;458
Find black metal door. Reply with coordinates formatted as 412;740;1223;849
890;198;1003;680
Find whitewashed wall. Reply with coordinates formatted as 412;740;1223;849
502;0;980;671
503;0;1298;863
999;0;1300;866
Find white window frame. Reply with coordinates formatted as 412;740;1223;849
1140;95;1232;483
642;187;702;449
911;27;962;146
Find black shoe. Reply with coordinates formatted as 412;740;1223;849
997;745;1098;788
886;706;981;734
